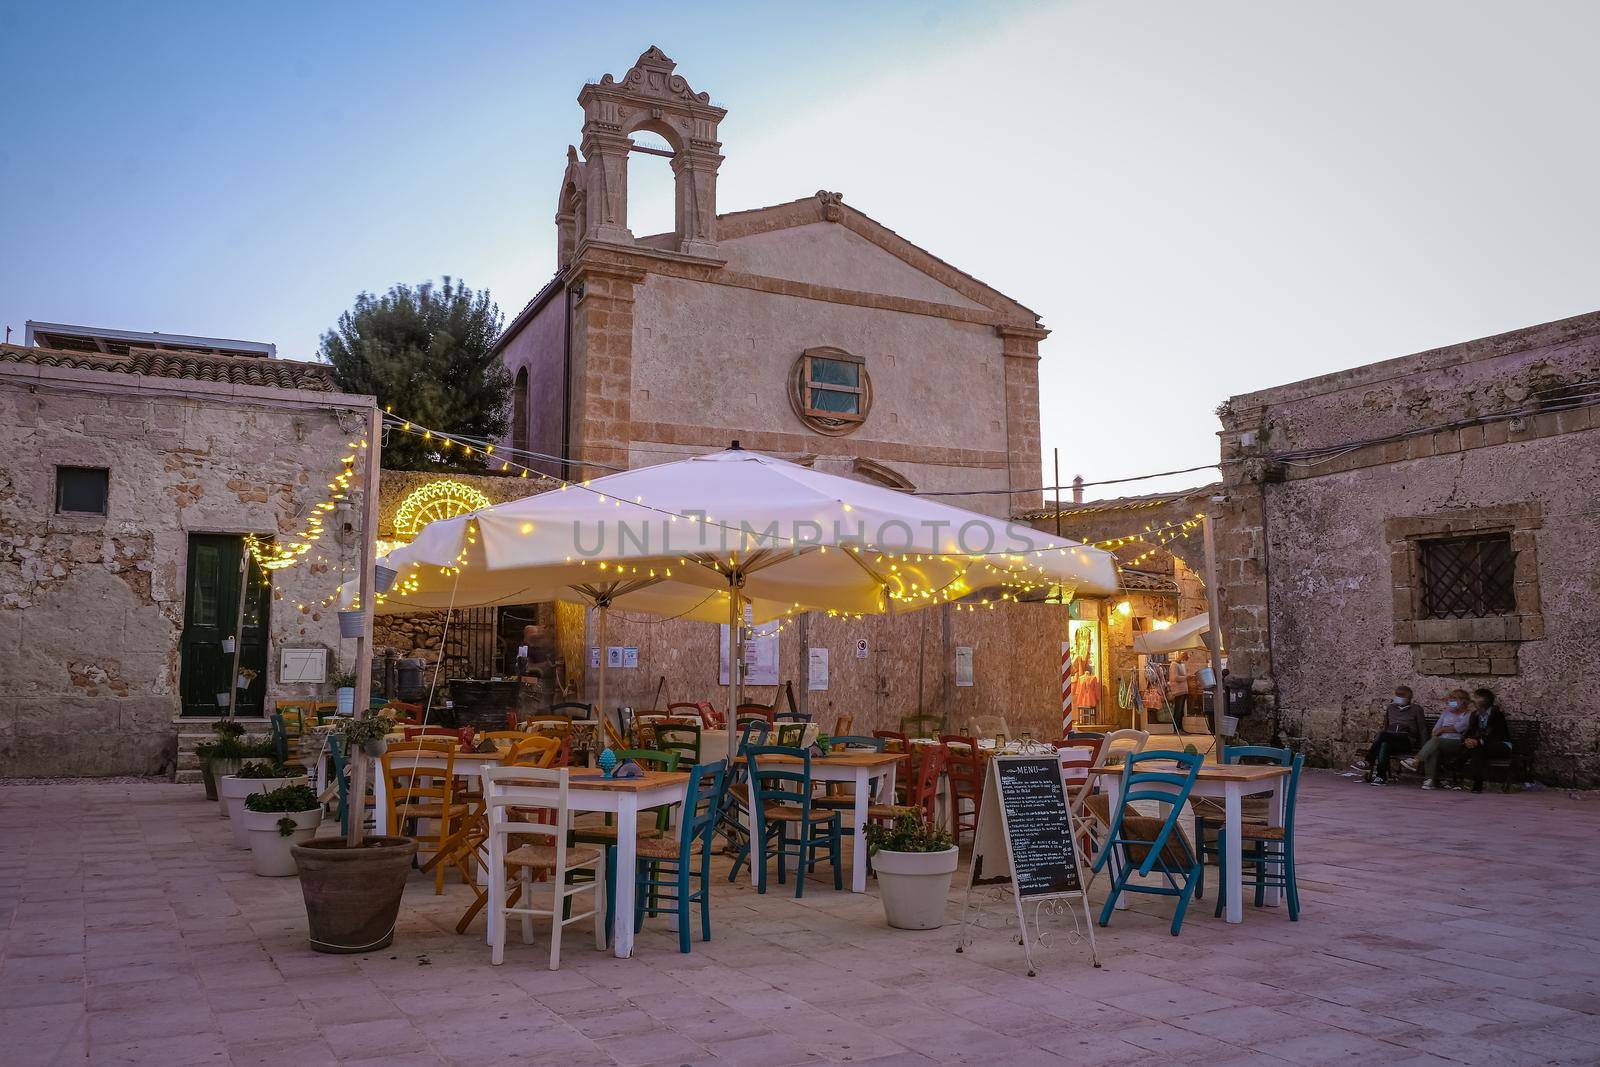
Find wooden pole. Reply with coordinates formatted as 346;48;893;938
1200;513;1227;760
346;405;381;847
796;612;810;722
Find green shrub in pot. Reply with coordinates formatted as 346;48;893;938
865;814;959;930
242;784;322;876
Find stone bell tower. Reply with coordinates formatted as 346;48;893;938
557;46;727;265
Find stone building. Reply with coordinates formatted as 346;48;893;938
1212;310;1600;784
0;328;377;776
477;47;1078;737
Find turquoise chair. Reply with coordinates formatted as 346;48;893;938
1193;744;1292;900
1092;750;1204;936
328;735;373;837
1214;752;1304;921
634;760;728;953
724;720;771;880
744;744;841;897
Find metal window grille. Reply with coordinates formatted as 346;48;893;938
1419;534;1515;619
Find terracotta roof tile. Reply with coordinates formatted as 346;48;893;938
0;344;339;392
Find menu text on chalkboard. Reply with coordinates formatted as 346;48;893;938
995;756;1080;897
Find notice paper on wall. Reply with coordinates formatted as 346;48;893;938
808;647;829;691
720;618;781;686
955;646;974;687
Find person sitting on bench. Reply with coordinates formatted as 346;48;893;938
1353;685;1427;784
1402;689;1470;789
1460;687;1511;794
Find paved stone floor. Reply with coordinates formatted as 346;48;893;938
3;772;1598;1066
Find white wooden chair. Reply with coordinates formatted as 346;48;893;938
968;715;1013;741
482;765;606;969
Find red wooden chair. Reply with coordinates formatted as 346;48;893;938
735;704;774;728
940;734;985;843
667;701;719;727
869;744;944;826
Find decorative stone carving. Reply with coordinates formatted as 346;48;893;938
571;46;727;258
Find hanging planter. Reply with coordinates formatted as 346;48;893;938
374;564;399;594
337;610;365;639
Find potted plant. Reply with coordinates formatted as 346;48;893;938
865;813;959;930
290;715;415;953
219;761;308;848
330;669;359;716
242;784;323;876
201;721;267;803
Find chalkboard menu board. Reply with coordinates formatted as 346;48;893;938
994;756;1080;898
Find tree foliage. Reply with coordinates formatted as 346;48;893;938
321;277;510;471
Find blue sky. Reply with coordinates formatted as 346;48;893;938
4;1;1599;497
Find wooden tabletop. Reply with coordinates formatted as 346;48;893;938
1088;761;1289;782
562;769;692;792
755;751;906;768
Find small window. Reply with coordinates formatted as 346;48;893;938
1420;533;1515;619
790;348;871;435
56;466;109;515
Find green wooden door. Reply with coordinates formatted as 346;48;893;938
180;534;270;717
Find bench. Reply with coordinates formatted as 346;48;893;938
1391;714;1540;791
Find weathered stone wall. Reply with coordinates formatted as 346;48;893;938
1217;310;1600;783
578;600;1074;740
0;377;365;776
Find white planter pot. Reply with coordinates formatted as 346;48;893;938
873;846;959;930
1220;714;1240;735
219;775;308;848
242;807;321;877
337;688;355;715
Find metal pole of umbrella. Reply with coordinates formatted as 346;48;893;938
726;576;742;767
1201;513;1227;760
595;599;609;730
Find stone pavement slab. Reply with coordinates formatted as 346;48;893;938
0;772;1596;1065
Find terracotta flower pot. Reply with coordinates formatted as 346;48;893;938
243;807;321;876
873;846;959;930
291;836;417;954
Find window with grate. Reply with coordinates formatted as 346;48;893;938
1419;534;1515;619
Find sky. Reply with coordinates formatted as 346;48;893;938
4;0;1599;500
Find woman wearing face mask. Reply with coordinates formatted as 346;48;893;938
1401;690;1471;789
1460;688;1511;793
1353;686;1428;784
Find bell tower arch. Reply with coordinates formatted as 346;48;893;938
569;46;726;260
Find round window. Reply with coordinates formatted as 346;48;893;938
789;347;871;436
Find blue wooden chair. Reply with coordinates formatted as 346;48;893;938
724;720;770;879
744;744;842;897
1214;752;1304;921
328;735;374;837
1092;750;1204;936
1193;744;1292;900
814;734;886;813
634;760;728;953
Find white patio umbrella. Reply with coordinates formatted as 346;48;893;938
360;446;1119;762
1132;612;1212;654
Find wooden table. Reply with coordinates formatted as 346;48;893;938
1090;761;1289;924
370;751;690;958
747;751;904;893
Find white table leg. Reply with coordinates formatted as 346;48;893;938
849;767;870;893
746;777;760;888
371;757;390;835
1223;783;1243;924
612;794;639;958
1262;780;1285;908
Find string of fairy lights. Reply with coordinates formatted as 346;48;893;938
268;410;1211;625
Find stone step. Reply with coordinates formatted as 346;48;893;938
175;770;205;785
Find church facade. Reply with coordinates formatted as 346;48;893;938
495;47;1047;515
489;48;1073;735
